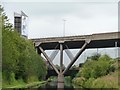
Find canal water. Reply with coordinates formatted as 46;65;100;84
38;76;82;90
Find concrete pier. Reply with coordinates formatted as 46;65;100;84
57;73;64;88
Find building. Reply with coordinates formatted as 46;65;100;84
14;11;28;38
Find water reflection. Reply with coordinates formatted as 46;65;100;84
38;76;76;90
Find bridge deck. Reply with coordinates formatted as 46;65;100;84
31;32;120;50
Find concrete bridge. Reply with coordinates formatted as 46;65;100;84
31;32;120;88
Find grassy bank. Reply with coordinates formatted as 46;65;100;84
72;55;119;88
2;80;47;88
73;71;119;88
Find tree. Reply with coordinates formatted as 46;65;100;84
1;5;47;85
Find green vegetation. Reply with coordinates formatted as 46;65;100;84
4;81;46;88
0;6;2;89
72;54;119;88
64;76;73;88
1;5;47;88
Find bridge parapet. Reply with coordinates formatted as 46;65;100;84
92;32;119;40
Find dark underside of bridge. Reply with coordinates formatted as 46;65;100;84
46;69;79;79
37;39;120;54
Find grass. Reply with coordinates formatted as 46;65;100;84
73;71;119;88
0;82;2;89
2;80;47;88
91;71;118;88
0;73;2;89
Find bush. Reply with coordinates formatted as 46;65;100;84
72;77;85;86
84;78;95;88
77;55;114;79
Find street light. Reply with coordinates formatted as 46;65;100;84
63;19;66;37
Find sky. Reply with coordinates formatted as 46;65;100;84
1;0;119;66
1;0;118;38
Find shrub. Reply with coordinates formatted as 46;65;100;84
79;55;114;79
83;78;95;88
72;77;85;86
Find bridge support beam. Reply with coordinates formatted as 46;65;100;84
57;43;64;88
39;47;60;75
65;45;74;61
50;50;59;61
60;43;63;73
63;39;91;74
49;44;59;61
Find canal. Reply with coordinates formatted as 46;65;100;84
38;76;82;90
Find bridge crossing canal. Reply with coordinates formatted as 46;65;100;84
31;32;120;88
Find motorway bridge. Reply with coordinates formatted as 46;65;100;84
31;32;120;88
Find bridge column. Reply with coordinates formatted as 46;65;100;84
60;43;63;73
58;42;64;88
57;73;64;88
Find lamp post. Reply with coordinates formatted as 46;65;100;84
63;19;66;37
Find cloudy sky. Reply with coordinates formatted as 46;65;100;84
1;0;118;38
1;0;119;66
